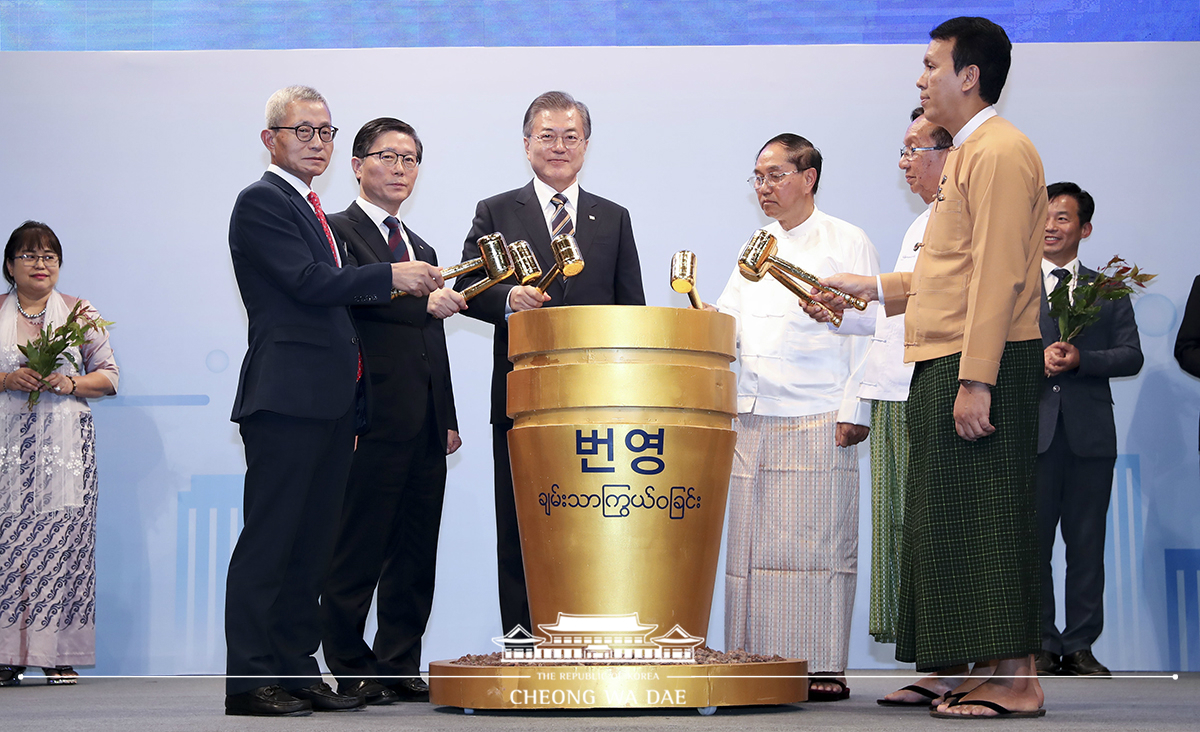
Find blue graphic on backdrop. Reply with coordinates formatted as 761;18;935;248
174;475;243;674
0;1;1194;51
1166;549;1200;672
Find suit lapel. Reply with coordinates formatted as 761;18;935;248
406;224;437;265
514;182;564;299
264;172;339;266
347;202;393;264
563;188;598;303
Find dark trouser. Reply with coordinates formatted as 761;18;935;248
493;420;531;635
1037;414;1115;656
225;408;355;696
320;400;447;682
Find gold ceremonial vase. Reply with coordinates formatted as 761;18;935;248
506;305;738;641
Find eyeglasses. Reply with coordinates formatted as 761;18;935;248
747;169;804;190
270;124;338;143
12;253;60;267
362;150;419;171
529;132;585;149
899;145;949;161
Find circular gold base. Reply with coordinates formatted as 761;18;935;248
429;658;808;711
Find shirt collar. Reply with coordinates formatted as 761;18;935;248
267;164;313;198
532;176;580;212
356;196;400;230
1042;257;1079;280
953;106;998;147
777;206;823;239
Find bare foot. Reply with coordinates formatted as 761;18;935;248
938;655;1043;717
934;659;997;710
809;676;847;695
881;664;968;704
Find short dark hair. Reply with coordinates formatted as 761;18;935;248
1046;181;1095;226
351;117;423;163
4;221;63;286
909;107;953;149
758;134;823;195
523;91;592;140
930;17;1012;105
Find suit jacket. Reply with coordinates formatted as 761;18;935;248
1038;264;1143;457
456;181;645;423
1175;275;1200;449
880;116;1047;384
228;172;392;426
328;202;457;447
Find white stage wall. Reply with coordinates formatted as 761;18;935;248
1;41;1198;673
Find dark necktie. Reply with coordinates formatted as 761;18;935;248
1051;267;1070;295
551;193;574;238
306;191;340;266
384;216;410;262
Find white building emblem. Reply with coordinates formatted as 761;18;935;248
492;613;704;664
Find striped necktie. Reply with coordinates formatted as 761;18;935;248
384;216;410;262
550;193;574;238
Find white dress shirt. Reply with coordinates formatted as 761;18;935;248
531;176;580;231
715;209;880;425
355;196;414;262
1042;256;1079;301
854;207;928;402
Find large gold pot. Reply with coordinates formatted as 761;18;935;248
507;306;737;642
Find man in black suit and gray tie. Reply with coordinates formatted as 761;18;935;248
225;88;443;717
456;91;646;636
1035;181;1142;678
321;118;465;705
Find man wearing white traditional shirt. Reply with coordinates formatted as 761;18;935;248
713;133;879;702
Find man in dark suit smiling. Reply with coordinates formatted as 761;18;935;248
322;118;464;705
1035;182;1142;678
225;88;442;717
456;91;645;637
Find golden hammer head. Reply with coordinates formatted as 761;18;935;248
551;234;585;277
671;251;697;293
477;232;513;280
737;229;775;282
508;240;542;286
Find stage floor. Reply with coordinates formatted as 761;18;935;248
1;670;1191;731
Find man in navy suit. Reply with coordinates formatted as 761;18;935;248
1035;181;1142;678
225;87;443;717
456;91;645;636
321;118;464;705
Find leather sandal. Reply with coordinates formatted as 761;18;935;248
43;666;78;685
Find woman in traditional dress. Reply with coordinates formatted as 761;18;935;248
0;221;118;686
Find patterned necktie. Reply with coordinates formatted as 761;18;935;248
550;193;574;238
384;216;410;262
1051;267;1070;294
306;191;341;267
306;191;361;380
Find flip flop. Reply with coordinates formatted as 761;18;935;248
930;699;1047;719
807;675;850;702
877;684;942;707
43;666;78;686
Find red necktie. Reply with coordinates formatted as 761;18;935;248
307;191;341;266
307;191;361;381
384;216;410;262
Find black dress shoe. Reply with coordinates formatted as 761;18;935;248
1059;649;1111;677
290;682;367;711
1035;649;1061;676
387;677;430;702
338;679;400;706
225;685;313;716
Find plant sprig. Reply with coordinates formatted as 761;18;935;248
1047;256;1155;343
16;300;114;408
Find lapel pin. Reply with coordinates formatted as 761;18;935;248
589;215;595;220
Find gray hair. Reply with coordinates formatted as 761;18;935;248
522;91;592;140
265;85;328;128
